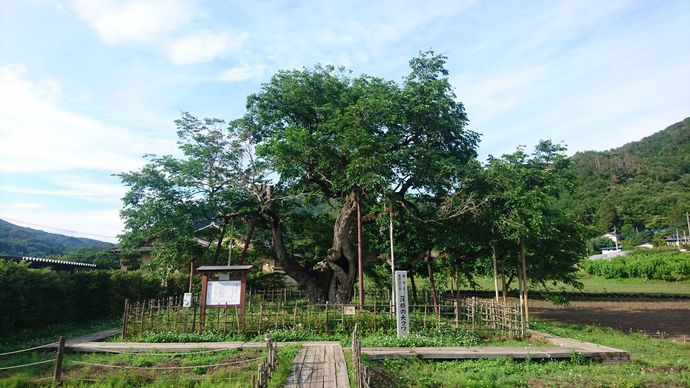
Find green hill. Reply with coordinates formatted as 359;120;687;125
0;219;113;257
557;117;690;235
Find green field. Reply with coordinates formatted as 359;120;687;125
470;272;690;295
364;318;690;387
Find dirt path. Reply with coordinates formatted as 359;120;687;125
530;300;690;342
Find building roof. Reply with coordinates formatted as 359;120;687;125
196;265;253;272
0;255;97;271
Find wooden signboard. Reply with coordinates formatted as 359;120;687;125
196;265;252;329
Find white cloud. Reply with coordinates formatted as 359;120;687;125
218;65;266;82
0;64;175;174
5;203;43;210
167;30;248;65
0;178;125;205
70;0;194;44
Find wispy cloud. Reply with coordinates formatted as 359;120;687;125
167;30;248;65
4;203;43;210
0;64;174;174
218;65;266;82
0;177;125;204
70;0;195;45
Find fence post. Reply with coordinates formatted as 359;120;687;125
122;298;129;340
265;334;271;362
258;304;264;334
325;301;329;334
472;297;476;332
192;302;197;333
52;336;65;384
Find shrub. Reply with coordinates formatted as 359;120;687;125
0;261;162;336
579;249;690;281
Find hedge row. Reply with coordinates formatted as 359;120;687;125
0;261;162;336
580;249;690;281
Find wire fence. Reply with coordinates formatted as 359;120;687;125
0;335;280;387
352;324;371;388
122;292;524;340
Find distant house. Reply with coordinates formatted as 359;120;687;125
602;232;622;246
600;246;621;253
634;240;654;249
588;250;629;260
664;234;690;247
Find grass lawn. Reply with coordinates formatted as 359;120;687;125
0;317;301;388
365;319;690;387
470;272;690;295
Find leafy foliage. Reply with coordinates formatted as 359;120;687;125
579;248;690;281
236;50;480;303
117;113;263;271
0;261;161;335
557;117;690;232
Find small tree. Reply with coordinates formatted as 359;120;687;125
117;113;263;273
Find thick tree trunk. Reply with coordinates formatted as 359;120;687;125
262;186;327;303
326;190;359;304
262;185;359;304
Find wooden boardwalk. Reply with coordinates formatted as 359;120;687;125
362;330;630;365
48;326;628;388
284;342;349;388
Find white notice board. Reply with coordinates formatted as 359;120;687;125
206;280;241;305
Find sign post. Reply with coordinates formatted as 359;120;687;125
197;265;252;330
183;292;192;332
395;270;409;338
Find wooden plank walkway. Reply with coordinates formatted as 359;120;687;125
362;330;630;365
39;327;123;351
68;340;268;353
44;326;627;388
284;342;349;388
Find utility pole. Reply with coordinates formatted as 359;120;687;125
357;188;364;309
613;226;619;251
227;218;234;266
685;212;690;245
389;207;395;313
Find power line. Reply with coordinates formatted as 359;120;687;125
0;216;118;240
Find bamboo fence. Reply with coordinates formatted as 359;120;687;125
122;291;523;340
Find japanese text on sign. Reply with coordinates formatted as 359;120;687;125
395;271;409;337
206;280;241;305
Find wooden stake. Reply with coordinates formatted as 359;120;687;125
53;336;65;384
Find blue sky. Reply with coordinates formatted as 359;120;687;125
0;0;688;244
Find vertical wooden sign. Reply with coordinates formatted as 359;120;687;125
395;270;409;338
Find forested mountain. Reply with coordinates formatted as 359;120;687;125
0;219;113;257
557;117;690;235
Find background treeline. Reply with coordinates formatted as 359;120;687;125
579;249;690;281
556;117;690;234
0;261;163;336
0;219;113;257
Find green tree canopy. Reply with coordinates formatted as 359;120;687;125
243;50;479;303
117;113;263;272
